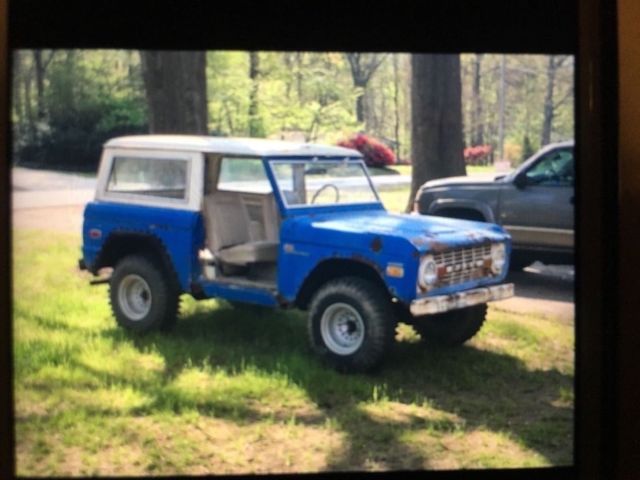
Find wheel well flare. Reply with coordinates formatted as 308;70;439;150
295;259;389;310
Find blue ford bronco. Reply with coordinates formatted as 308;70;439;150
80;135;514;372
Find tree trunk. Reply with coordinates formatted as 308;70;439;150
407;54;465;211
296;52;303;105
33;50;54;123
33;51;46;122
248;51;264;137
541;56;557;146
345;53;387;125
497;55;506;160
364;86;378;132
139;51;208;134
393;54;401;159
355;89;365;123
283;53;293;100
23;60;35;144
12;52;24;146
471;54;484;146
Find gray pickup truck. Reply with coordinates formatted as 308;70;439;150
415;141;574;270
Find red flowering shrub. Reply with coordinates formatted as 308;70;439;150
464;145;492;166
338;133;397;167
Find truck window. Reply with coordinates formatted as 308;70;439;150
106;156;188;199
525;149;574;186
217;157;272;193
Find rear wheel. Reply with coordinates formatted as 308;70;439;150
308;277;395;373
109;255;180;333
413;304;487;347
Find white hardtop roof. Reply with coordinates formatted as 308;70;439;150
105;135;362;158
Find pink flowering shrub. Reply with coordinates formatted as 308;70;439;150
463;145;492;165
338;133;397;167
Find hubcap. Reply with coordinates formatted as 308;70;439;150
118;274;152;321
320;303;365;355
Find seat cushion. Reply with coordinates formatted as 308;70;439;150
203;192;251;252
216;241;279;266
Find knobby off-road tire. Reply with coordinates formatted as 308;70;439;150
109;255;180;333
413;304;487;347
308;277;395;373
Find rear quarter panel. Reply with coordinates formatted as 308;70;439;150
82;202;205;291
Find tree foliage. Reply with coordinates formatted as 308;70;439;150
12;50;148;170
11;50;573;172
460;54;574;164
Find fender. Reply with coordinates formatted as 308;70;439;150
427;198;496;223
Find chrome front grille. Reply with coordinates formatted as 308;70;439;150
434;243;492;287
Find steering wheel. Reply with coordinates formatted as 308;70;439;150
311;183;340;204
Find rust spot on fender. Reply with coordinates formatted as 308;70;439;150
370;236;383;253
410;235;448;252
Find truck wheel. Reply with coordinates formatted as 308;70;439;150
109;255;179;333
413;304;487;347
308;277;395;373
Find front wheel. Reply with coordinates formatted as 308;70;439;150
413;304;487;347
308;277;395;373
109;255;180;333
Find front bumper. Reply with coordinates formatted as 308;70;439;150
409;283;514;316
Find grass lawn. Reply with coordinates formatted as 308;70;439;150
378;187;413;213
12;229;574;476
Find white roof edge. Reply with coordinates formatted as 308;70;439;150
104;135;362;158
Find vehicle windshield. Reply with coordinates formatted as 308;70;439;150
269;159;380;208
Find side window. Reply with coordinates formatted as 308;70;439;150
217;157;272;193
525;148;574;186
107;156;188;199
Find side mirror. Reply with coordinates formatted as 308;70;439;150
513;174;528;189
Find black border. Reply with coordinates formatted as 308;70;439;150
8;0;577;53
2;0;621;479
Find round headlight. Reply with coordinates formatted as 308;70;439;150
491;242;506;275
419;255;439;288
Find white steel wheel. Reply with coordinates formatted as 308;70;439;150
320;302;366;355
109;255;180;333
308;277;395;373
118;274;152;321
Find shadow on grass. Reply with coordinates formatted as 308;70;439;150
96;302;573;470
